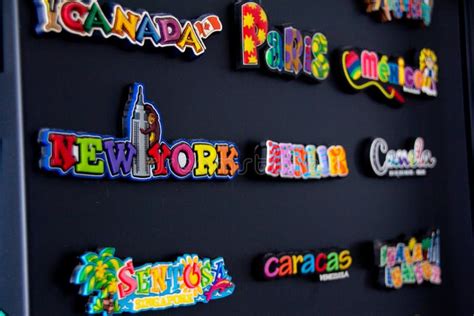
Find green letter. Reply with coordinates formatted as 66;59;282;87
75;137;104;175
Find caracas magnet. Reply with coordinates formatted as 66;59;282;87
235;1;330;81
340;48;438;104
71;248;235;314
258;140;349;179
365;0;434;27
33;0;223;57
369;137;436;177
261;248;352;282
38;84;239;180
374;229;441;289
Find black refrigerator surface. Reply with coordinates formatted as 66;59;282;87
1;0;474;315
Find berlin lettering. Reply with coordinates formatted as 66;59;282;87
261;140;349;179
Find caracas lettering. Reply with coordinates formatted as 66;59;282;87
341;48;438;104
71;248;235;314
261;140;349;179
235;1;330;81
33;0;223;56
365;0;434;26
38;84;239;181
374;230;441;289
262;249;352;282
370;137;436;177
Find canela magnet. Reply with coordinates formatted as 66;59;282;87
33;0;223;57
369;137;436;177
374;229;441;289
71;248;235;314
258;140;349;179
38;84;239;181
261;249;352;282
339;48;438;104
235;1;330;81
365;0;434;27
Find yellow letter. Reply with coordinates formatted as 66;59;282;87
328;145;349;177
193;143;218;177
112;5;140;42
339;250;353;270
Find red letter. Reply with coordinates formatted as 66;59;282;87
48;133;77;171
240;2;268;66
148;143;171;176
183;263;201;289
61;1;89;34
117;260;137;299
361;50;379;80
265;140;281;177
315;253;327;273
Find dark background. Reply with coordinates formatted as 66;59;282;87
18;0;474;315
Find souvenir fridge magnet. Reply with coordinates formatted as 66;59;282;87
365;0;434;27
71;248;235;314
38;84;239;181
369;137;436;177
258;140;349;179
374;229;441;289
339;48;438;104
33;0;223;57
235;0;330;82
261;249;352;282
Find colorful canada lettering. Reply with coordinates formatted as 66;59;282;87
370;137;437;177
262;140;349;179
374;229;441;289
365;0;434;26
71;248;235;314
33;0;223;56
262;249;352;282
38;84;239;181
235;1;330;81
341;48;438;104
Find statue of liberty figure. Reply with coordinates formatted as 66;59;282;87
34;0;63;33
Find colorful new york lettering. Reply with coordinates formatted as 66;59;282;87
235;1;330;81
263;140;349;179
38;84;239;181
71;248;235;314
33;0;223;56
341;48;438;104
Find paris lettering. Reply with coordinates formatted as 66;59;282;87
235;1;330;81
